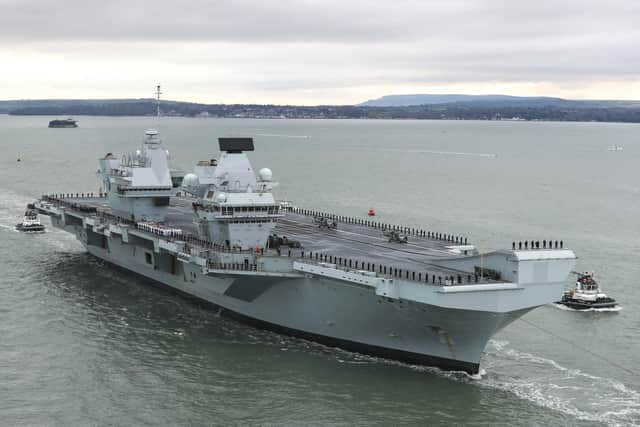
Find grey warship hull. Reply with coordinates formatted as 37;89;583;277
86;244;528;373
35;194;576;374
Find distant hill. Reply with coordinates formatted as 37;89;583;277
360;94;561;107
359;94;640;108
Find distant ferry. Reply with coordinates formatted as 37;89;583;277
48;118;78;128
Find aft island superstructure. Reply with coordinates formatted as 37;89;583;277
33;128;576;374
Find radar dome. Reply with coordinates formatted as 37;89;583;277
216;193;227;203
258;168;273;182
181;173;200;187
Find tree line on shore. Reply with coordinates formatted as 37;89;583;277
5;100;640;123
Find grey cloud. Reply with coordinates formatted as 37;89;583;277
0;0;423;42
0;0;637;44
15;34;638;91
1;0;639;102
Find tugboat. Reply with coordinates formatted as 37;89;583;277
556;272;618;310
15;204;45;232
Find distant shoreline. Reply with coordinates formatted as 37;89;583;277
3;113;640;125
3;99;639;123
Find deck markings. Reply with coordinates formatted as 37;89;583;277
278;216;455;256
275;219;474;276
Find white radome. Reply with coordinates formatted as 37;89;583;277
181;173;200;187
258;167;273;182
216;193;227;203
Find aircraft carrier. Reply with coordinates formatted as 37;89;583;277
32;127;577;375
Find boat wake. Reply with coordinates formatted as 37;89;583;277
253;133;310;139
481;340;640;426
242;328;640;426
373;148;498;158
202;313;639;426
0;189;81;251
552;303;622;312
0;223;19;231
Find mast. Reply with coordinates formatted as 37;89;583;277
155;84;162;124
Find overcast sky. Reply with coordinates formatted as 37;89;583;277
1;0;639;104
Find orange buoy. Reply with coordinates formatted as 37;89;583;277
368;208;376;216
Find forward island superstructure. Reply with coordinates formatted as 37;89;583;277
97;129;173;222
33;129;577;374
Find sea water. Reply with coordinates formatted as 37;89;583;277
1;115;639;426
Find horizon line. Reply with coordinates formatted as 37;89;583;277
2;93;640;106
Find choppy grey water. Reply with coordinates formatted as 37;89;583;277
1;115;639;426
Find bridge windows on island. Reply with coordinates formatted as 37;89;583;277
197;204;281;215
221;205;280;215
226;218;274;224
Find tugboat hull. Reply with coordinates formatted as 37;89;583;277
15;224;45;233
556;297;618;310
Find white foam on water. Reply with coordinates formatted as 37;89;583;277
552;303;622;312
480;340;640;426
0;223;18;231
465;368;486;381
303;342;492;381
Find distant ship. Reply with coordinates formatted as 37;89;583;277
48;118;78;128
608;145;623;152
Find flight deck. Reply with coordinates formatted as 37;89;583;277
39;193;491;286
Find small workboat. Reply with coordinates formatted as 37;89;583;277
368;208;376;216
556;272;618;310
15;204;45;233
